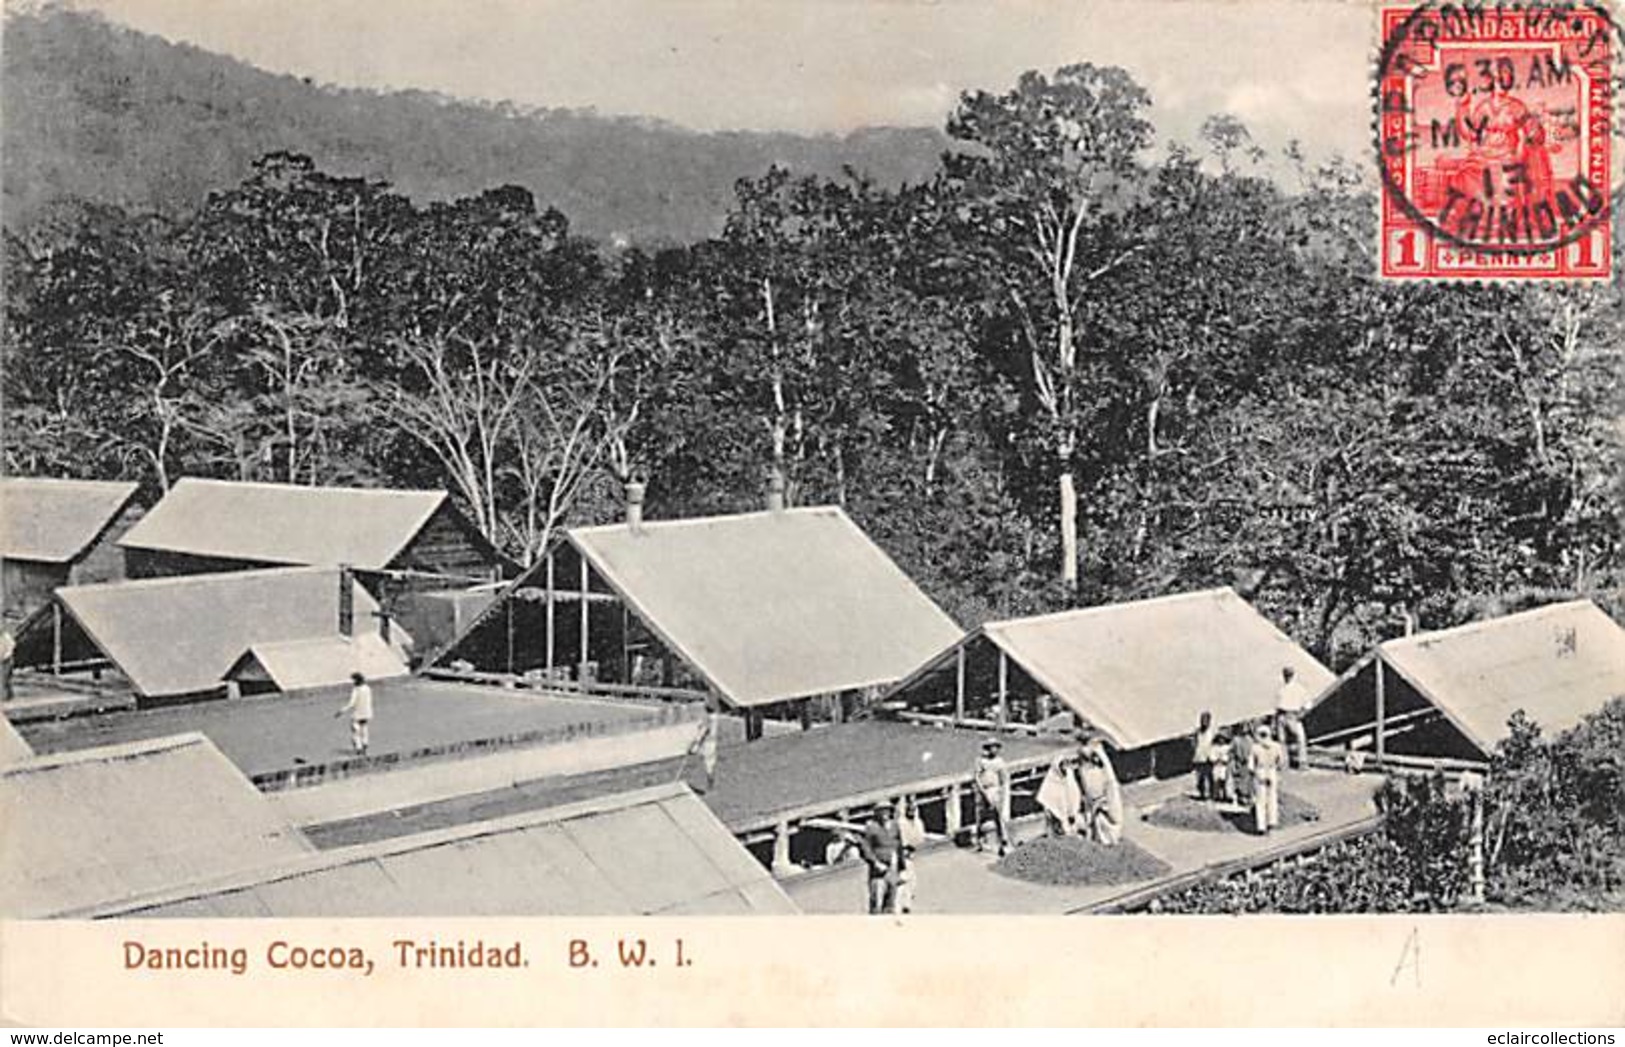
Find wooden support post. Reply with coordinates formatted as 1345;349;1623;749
544;551;555;675
505;597;515;674
578;555;590;677
1375;657;1387;765
944;782;963;838
52;603;62;675
997;648;1009;727
799;698;813;731
746;709;763;742
1468;775;1486;904
954;645;966;723
772;821;795;876
620;604;631;684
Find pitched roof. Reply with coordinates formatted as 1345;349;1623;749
118;478;447;569
940;587;1334;750
1376;600;1625;753
569;507;963;707
0;716;32;766
0;477;140;563
228;634;409;693
0;733;313;917
51;567;403;698
96;783;798;917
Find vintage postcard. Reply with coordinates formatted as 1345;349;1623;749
1;0;1622;1029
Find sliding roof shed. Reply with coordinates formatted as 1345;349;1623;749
89;783;798;917
119;477;507;582
118;479;508;653
0;478;141;623
884;587;1334;779
436;507;963;719
11;566;408;701
0;732;313;918
1304;600;1625;764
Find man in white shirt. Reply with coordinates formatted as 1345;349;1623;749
1274;665;1311;770
893;797;927;915
1249;723;1285;834
335;671;374;756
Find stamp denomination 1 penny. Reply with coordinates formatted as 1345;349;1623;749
1377;2;1615;280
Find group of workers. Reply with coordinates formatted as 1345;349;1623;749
848;732;1132;914
1190;665;1311;834
1034;736;1125;846
848;796;928;915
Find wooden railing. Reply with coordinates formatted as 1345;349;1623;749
421;665;708;704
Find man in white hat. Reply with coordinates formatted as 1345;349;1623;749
1249;722;1285;834
972;738;1011;856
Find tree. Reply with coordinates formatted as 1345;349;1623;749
944;64;1153;588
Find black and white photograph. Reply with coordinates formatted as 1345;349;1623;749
0;0;1622;1027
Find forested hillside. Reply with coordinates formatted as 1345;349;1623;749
5;48;1621;670
1;6;946;244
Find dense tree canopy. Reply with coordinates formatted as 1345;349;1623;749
5;61;1621;661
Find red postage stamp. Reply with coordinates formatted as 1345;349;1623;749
1377;2;1615;280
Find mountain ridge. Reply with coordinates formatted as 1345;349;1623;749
2;6;950;243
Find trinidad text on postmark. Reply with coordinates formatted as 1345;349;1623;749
1377;1;1616;280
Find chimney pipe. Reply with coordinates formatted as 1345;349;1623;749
624;481;646;534
338;564;355;638
766;472;786;513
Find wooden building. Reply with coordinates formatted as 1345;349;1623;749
10;566;409;703
1;478;141;625
1304;600;1625;764
434;504;964;737
117;478;510;651
881;588;1335;781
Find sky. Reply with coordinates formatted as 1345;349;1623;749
69;0;1377;162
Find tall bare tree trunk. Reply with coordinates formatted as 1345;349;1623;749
1059;469;1078;587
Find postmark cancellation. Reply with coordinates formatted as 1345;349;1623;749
1377;2;1616;280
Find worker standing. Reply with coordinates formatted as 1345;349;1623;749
893;797;927;915
1231;720;1256;809
972;739;1011;856
856;804;903;915
1037;754;1082;836
1192;710;1217;801
334;671;374;756
687;711;720;793
1249;723;1285;834
1274;665;1311;769
1078;739;1124;846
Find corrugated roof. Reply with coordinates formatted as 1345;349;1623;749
0;477;139;563
568;507;963;707
54;567;405;698
0;716;33;765
118;478;446;568
1378;600;1625;753
970;587;1334;750
94;783;798;917
229;635;409;692
0;733;313;917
